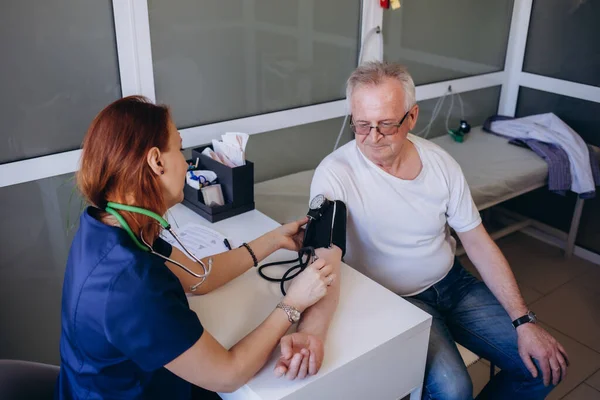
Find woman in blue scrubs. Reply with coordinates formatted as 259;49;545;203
55;96;337;399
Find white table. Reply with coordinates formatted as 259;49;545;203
169;204;432;400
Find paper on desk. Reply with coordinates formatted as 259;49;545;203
162;223;229;260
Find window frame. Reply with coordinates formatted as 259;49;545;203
2;0;599;188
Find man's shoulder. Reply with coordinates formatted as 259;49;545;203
311;141;358;200
315;141;357;177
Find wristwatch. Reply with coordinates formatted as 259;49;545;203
276;302;301;323
512;310;537;329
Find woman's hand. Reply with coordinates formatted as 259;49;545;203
271;216;309;252
283;258;335;312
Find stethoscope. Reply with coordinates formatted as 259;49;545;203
105;202;212;291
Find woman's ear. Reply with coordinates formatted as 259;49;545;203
146;147;164;176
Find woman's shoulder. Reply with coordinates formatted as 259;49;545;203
74;207;165;272
67;236;173;311
106;246;177;295
67;207;181;308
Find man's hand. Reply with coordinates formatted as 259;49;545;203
517;324;569;386
273;246;340;380
274;332;324;380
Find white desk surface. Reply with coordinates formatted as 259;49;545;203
168;204;432;400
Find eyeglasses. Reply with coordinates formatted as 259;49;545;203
350;109;412;136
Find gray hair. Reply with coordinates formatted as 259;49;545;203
346;61;416;112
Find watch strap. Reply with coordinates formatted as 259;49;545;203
512;311;536;329
276;302;300;323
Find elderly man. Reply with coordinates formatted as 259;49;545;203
276;61;569;400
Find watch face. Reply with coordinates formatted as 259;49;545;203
310;194;326;210
528;311;537;323
291;309;301;322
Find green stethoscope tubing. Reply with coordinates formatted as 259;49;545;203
105;202;212;291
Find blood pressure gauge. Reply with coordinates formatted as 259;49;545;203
310;194;327;210
307;194;330;221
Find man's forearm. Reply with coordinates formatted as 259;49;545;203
297;276;340;339
460;225;528;321
297;247;342;339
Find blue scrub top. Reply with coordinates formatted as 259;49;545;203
55;207;204;399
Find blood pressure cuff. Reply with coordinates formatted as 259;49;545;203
302;200;347;257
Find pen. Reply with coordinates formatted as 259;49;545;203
223;238;232;250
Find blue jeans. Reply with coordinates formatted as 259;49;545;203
405;259;553;400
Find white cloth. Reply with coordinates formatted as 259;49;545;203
491;113;595;195
310;135;482;296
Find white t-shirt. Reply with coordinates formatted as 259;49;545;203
310;134;481;296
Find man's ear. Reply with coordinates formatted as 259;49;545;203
408;104;420;131
146;147;164;176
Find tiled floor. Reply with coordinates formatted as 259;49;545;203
459;232;600;399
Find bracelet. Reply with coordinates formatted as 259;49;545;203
240;242;258;267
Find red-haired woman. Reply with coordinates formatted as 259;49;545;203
55;96;338;400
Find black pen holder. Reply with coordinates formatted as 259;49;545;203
182;145;255;223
